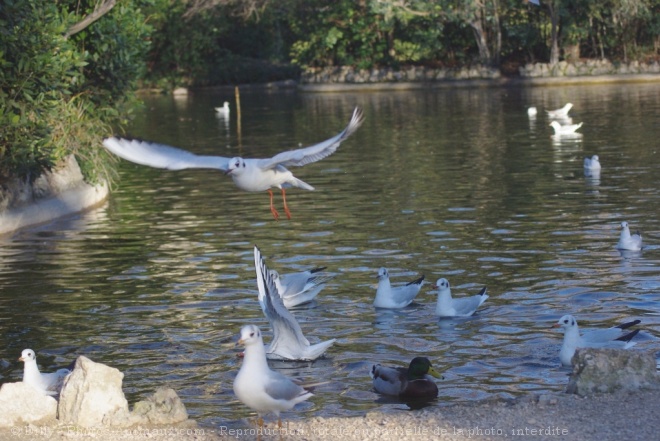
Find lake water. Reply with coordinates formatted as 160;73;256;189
1;82;659;428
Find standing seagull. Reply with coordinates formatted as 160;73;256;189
616;221;643;251
103;107;364;220
270;267;334;308
19;349;71;396
233;324;314;430
373;267;424;309
254;246;335;360
553;315;640;366
546;103;573;119
433;278;488;317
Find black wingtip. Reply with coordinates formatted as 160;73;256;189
309;267;327;274
407;275;425;286
615;328;640;343
616;319;641;330
478;286;488;296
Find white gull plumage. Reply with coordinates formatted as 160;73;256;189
433;278;488;317
583;155;601;170
214;101;230;117
19;349;71;396
103;107;364;220
546;103;573;119
270;267;334;308
553;314;640;366
373;267;424;309
616;221;643;251
527;107;538;117
254;246;335;360
233;324;313;428
550;120;583;136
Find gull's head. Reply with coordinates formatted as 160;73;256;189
553;314;577;331
237;325;263;347
377;267;389;280
549;121;561;131
225;157;246;175
527;107;537;117
432;278;450;291
621;221;629;230
18;349;36;363
269;269;280;282
591;155;599;162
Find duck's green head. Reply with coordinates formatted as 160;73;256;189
408;357;443;380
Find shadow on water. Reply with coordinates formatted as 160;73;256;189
1;83;660;426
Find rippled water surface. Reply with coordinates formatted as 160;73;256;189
1;83;660;427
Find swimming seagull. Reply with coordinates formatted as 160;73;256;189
553;314;641;366
215;101;230;117
527;107;538;117
616;221;643;251
270;267;334;308
373;267;424;309
550;121;583;136
233;324;314;429
546;103;573;119
583;155;601;170
254;246;336;360
433;278;488;317
19;349;71;396
102;107;364;220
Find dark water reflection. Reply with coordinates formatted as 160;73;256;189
1;83;660;427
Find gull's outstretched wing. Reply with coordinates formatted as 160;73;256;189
257;107;364;170
103;137;230;171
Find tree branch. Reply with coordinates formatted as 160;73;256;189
64;0;117;39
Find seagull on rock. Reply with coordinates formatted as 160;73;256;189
103;107;364;220
373;268;424;309
19;349;71;396
433;278;488;317
553;314;641;366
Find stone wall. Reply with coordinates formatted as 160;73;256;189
301;60;660;84
519;59;660;78
301;65;501;84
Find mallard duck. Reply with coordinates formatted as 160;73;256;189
371;357;443;399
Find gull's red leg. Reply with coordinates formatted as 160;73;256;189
281;188;292;220
268;189;280;220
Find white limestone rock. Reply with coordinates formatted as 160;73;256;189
0;382;57;427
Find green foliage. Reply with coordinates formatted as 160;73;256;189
0;0;150;184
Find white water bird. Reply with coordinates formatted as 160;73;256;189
583;155;601;170
19;349;71;396
103;107;364;220
527;107;538;117
214;101;230;117
550;120;583;136
254;246;335;360
371;357;443;399
433;278;488;317
233;324;314;429
373;268;424;309
270;267;334;308
546;103;573;119
553;315;640;366
616;221;643;251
